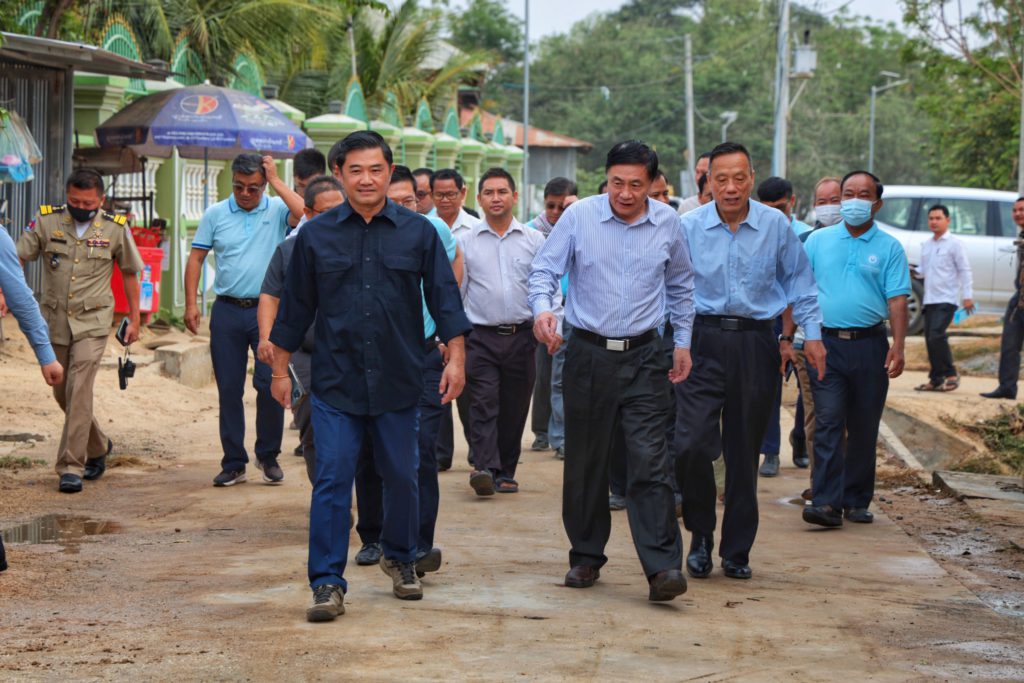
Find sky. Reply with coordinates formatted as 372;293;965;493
503;0;969;39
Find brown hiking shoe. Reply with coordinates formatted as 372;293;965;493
380;556;423;600
306;584;344;622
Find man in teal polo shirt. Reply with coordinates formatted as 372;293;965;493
798;170;910;528
184;153;304;487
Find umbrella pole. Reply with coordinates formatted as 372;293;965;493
200;146;209;313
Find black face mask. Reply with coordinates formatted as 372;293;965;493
68;206;98;223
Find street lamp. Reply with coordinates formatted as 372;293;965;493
720;111;738;142
868;71;908;173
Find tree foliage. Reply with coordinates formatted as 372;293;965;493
443;0;523;64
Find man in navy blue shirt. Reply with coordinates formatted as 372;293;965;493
268;131;471;622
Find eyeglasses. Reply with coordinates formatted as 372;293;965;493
415;190;431;199
397;197;417;209
232;183;266;195
433;191;460;201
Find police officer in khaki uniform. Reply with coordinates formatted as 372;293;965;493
17;169;143;493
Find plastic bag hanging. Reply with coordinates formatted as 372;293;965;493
0;109;43;183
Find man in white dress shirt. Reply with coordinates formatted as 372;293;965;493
459;168;558;496
915;204;973;392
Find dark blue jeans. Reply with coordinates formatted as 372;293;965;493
309;396;419;590
209;298;283;471
355;343;445;551
809;334;889;511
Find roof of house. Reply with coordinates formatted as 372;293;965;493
459;106;592;151
0;32;168;79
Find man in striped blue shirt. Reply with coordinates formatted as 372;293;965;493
676;142;825;582
529;140;695;602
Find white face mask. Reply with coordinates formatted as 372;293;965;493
815;203;842;226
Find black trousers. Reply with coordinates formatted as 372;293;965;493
0;532;6;572
997;293;1024;397
436;393;473;468
563;334;681;577
532;343;553;438
675;323;779;566
290;349;317;484
924;303;957;385
466;328;537;481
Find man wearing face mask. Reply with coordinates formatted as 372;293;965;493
16;168;143;493
799;170;909;528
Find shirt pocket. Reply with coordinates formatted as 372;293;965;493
511;256;532;282
746;254;777;291
319;255;355;316
86;248;113;276
381;253;420;298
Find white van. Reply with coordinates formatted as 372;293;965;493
871;185;1020;334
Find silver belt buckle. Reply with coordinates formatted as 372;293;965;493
606;338;627;352
838;330;853;340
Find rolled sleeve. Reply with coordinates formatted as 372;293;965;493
955;239;973;301
116;226;144;274
884;242;912;299
528;209;575;317
781;225;823;340
666;229;695;348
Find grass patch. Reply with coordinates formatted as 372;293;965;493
0;455;47;469
959;405;1024;475
951;338;1001;362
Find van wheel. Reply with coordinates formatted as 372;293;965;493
907;279;925;336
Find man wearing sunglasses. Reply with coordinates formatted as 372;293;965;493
184;152;304;488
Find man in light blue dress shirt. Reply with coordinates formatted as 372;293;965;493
799;170;909;528
530;140;695;602
676;142;825;582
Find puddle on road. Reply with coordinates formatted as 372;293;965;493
0;514;122;554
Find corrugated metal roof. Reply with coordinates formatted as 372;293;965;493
0;32;168;79
460;106;592;151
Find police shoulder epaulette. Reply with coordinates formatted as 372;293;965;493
105;211;128;225
38;204;62;215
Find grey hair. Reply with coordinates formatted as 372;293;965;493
231;153;265;177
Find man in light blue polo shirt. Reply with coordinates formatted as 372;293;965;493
184;153;304;487
801;170;910;528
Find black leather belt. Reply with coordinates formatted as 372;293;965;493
574;327;658;352
823;323;886;340
696;315;773;331
217;295;260;308
474;321;532;336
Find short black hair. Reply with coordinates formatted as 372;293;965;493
697;173;709;195
303;175;344;210
543;177;577;198
390;164;415;188
329;130;393;171
294;148;326;180
655;170;668;183
840;170;884;199
231;153;265;177
1016;197;1024;203
708;142;752;172
478;167;516;193
757;177;794;203
605;139;658;180
928;204;950;218
697;152;711;163
66;168;104;194
598;180;608;194
431;168;464;191
412;167;433;180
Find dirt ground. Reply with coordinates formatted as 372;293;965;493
2;324;1024;681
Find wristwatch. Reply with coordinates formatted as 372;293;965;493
778;335;795;343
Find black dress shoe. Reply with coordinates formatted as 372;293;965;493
980;389;1016;399
59;473;83;493
648;569;687;601
722;560;752;580
415;547;442;577
686;533;714;579
844;507;874;523
803;504;843;527
564;565;600;588
83;439;112;481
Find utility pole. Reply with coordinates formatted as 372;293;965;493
1018;35;1024;195
771;0;790;177
684;34;696;194
868;72;908;173
522;0;531;218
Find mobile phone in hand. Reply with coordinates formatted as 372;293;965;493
115;318;129;346
288;363;306;406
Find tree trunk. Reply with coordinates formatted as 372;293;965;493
36;0;75;39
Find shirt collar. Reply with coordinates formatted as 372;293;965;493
333;198;398;226
840;222;879;241
476;217;524;237
228;194;269;214
701;199;758;231
599;195;652;227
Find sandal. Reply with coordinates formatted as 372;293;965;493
496;479;519;494
940;376;960;392
914;382;942;392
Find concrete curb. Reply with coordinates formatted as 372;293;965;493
878;418;928;475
